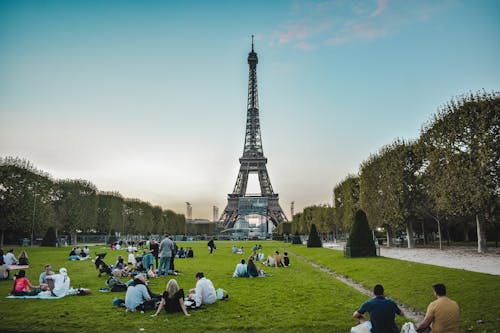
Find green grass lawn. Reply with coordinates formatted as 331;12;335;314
0;241;497;332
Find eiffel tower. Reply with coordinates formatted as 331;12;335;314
220;37;288;229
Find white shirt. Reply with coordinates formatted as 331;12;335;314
194;277;216;306
4;253;17;265
49;273;70;297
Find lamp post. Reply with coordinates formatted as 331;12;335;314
31;183;37;247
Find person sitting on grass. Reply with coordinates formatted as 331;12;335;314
39;264;54;291
273;251;284;267
123;273;155;312
4;249;18;265
232;259;248;278
353;284;404;333
263;254;275;267
186;247;194;258
187;272;216;307
46;267;71;297
12;269;41;296
112;255;129;277
247;257;266;277
283;252;290;267
151;279;190;317
18;251;29;266
0;250;8;280
177;247;186;259
68;248;80;261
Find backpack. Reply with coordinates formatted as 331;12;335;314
106;277;127;292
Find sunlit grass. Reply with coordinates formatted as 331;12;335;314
0;241;497;332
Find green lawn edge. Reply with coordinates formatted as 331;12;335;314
0;241;497;332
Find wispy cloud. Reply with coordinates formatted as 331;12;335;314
271;0;449;50
370;0;388;17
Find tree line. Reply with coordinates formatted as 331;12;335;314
288;92;499;252
0;157;186;246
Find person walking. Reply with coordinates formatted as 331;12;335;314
416;283;459;333
353;284;404;333
158;234;174;278
207;239;216;255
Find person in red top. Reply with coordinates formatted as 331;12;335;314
12;269;40;296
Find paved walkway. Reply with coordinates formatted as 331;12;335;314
323;242;500;275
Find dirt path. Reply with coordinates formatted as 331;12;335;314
292;252;425;323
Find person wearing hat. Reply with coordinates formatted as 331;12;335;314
46;267;70;297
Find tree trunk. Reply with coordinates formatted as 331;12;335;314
386;229;391;247
436;218;442;250
476;214;487;253
0;229;4;247
421;221;426;245
464;223;469;242
406;221;415;249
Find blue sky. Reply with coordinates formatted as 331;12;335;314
1;0;499;219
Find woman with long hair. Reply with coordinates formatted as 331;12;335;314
151;278;190;316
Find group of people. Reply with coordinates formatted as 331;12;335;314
114;271;217;317
11;265;71;298
68;246;91;260
352;283;459;333
262;250;289;267
1;249;30;280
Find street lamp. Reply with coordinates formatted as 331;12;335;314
31;183;37;247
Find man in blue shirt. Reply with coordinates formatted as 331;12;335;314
125;274;151;312
353;284;404;333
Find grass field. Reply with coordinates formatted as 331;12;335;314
0;241;498;332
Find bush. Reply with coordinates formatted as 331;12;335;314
41;227;57;247
292;231;302;244
307;224;323;248
345;209;376;257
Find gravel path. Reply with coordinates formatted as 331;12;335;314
323;243;500;276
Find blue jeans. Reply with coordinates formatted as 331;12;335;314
157;256;171;277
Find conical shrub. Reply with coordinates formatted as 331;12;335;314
345;209;376;257
41;227;57;247
307;223;323;248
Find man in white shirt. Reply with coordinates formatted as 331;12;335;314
189;272;216;307
232;259;248;277
4;249;18;265
46;267;70;297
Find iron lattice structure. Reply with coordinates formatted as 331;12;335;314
220;39;288;229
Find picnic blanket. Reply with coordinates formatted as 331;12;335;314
6;294;65;299
7;265;29;270
6;288;83;299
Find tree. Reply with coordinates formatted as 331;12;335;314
345;209;376;257
333;175;360;232
96;192;124;235
420;92;499;252
359;140;423;248
53;179;98;243
307;223;322;248
0;157;55;245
